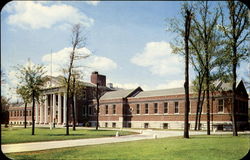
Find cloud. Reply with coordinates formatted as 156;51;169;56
5;1;94;29
156;80;185;89
84;1;100;6
130;41;183;76
42;47;117;77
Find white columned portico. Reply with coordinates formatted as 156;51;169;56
40;96;44;124
63;92;67;125
35;101;39;123
53;94;56;123
44;95;48;124
58;93;62;124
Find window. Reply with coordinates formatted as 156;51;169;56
164;102;168;113
218;99;224;112
105;105;108;114
145;104;149;114
154;103;158;113
136;104;140;114
112;105;116;114
174;102;179;113
144;123;149;128
105;122;108;128
20;111;23;116
11;111;13;117
163;123;168;129
112;123;116;128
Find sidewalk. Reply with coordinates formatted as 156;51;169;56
2;130;247;154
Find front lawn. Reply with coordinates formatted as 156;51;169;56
5;134;249;160
1;127;135;144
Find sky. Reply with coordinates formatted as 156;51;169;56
1;1;249;102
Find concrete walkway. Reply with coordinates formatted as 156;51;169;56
1;129;245;154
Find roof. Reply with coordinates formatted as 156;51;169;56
134;87;195;98
100;87;142;100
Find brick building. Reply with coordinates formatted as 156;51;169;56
90;81;248;131
8;72;248;131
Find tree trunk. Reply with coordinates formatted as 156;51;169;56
184;9;191;139
24;102;27;128
194;73;204;130
32;90;35;135
232;47;238;136
72;77;76;131
198;90;205;130
96;83;99;130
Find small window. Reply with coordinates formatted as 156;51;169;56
112;123;116;128
154;103;158;113
145;104;149;114
136;104;140;114
174;102;179;113
218;99;224;112
164;102;168;113
20;111;23;117
17;111;19;117
105;122;108;128
144;123;149;129
163;123;168;129
112;105;116;114
105;105;108;114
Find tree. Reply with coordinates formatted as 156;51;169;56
1;96;10;126
191;1;223;135
183;7;192;138
16;86;31;128
65;24;89;135
16;61;46;135
219;0;249;136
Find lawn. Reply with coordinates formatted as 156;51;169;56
1;127;135;144
5;134;249;160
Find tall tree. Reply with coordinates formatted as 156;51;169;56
184;7;192;138
219;1;249;136
191;1;223;135
16;86;31;128
16;61;46;135
65;24;89;135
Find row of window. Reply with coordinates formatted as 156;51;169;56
133;102;179;114
9;110;32;117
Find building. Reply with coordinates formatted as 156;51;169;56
8;72;111;126
8;73;249;131
90;81;248;131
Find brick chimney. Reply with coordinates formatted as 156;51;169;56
91;71;106;86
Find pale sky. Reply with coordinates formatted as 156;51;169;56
1;1;249;102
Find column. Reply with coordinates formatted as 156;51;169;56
53;93;56;123
63;92;67;124
35;101;39;123
40;96;44;124
44;95;48;124
58;93;62;124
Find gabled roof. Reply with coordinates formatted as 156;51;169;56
100;87;142;100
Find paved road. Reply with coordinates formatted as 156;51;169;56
1;129;243;154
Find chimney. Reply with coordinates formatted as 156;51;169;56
91;71;106;86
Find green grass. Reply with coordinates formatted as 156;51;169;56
1;127;135;144
5;134;250;160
